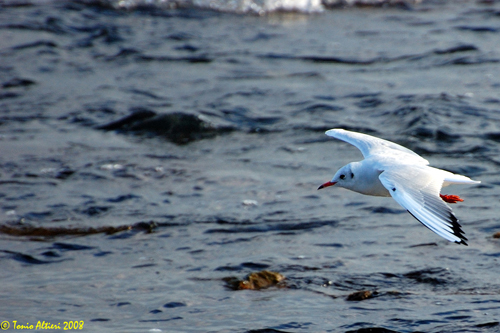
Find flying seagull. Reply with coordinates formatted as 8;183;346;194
318;128;480;245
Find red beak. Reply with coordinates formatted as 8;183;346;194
318;181;336;190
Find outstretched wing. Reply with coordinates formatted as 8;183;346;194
379;166;468;245
326;128;429;165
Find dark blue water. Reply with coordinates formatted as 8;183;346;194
1;1;500;332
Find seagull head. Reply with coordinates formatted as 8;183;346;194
318;164;355;190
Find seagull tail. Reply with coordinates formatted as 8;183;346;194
443;173;481;186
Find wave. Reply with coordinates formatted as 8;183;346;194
73;0;422;14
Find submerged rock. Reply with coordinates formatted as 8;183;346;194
345;327;401;333
97;109;233;144
0;220;158;238
346;290;375;301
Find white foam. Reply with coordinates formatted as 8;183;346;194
112;0;324;14
197;0;324;14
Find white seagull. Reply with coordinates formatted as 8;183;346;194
318;128;480;245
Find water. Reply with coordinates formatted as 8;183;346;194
1;0;500;332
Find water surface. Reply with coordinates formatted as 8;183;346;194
1;1;500;332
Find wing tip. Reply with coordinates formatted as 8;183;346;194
325;128;343;136
407;209;469;246
449;212;469;246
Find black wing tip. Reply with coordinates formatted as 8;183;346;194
406;210;469;245
448;212;468;245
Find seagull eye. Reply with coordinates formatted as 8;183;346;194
339;174;345;180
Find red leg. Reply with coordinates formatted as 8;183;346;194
440;194;464;204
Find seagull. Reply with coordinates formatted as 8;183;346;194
318;128;480;245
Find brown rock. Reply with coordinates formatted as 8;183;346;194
224;270;285;290
346;290;374;301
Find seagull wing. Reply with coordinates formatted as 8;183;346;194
379;165;468;245
326;128;429;165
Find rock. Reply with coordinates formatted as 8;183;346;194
346;290;375;301
223;270;285;290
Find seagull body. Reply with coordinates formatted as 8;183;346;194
318;128;480;245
